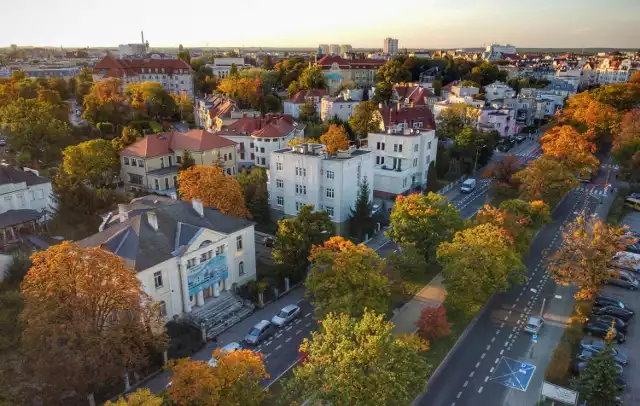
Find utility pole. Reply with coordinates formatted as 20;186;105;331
473;144;487;176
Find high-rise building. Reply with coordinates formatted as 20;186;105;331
318;44;330;55
383;38;399;55
329;44;341;56
340;44;353;54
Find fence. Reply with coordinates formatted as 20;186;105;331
435;175;468;196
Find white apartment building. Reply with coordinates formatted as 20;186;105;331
384;38;399;55
80;196;257;338
340;44;353;55
484;43;517;60
484;81;516;103
268;143;373;234
319;44;330;55
595;58;632;84
320;95;360;122
205;58;250;79
329;45;341;56
284;89;328;119
366;128;437;202
119;43;148;58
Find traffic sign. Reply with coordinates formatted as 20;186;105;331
532;334;539;343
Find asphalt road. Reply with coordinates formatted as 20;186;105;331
419;176;607;406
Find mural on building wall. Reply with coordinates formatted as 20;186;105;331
187;255;228;295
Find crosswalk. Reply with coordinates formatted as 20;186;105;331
573;186;609;196
600;164;620;170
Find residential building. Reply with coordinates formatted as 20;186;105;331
383;38;399;56
340;44;353;55
118;43;148;58
80;196;257;338
484;81;516;103
206;58;251;79
0;167;54;246
320;95;360;122
514;96;537;126
580;62;599;88
478;107;517;138
329;45;341;56
93;55;194;97
216;115;305;168
483;43;517;60
196;94;235;129
391;83;438;108
318;44;330;55
595;58;632;84
120;130;238;195
283;89;328;119
316;55;386;94
541;80;577;98
366;127;437;209
268;143;373;234
376;105;437;133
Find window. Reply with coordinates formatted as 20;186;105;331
200;252;207;263
128;173;143;185
325;206;334;217
260;147;265;153
376;142;385;150
240;152;245;160
236;235;243;251
276;162;283;171
296;201;304;211
295;167;307;177
239;261;245;276
187;258;197;269
399;144;403;152
154;271;163;288
277;196;284;206
137;159;143;167
376;156;385;165
261;157;266;165
154;179;159;190
159;301;167;317
160;157;164;168
414;144;419;152
216;245;225;255
394;144;398;152
28;191;35;201
413;158;418;167
428;141;432;149
177;155;182;163
326;170;334;179
124;157;130;165
250;142;254;148
16;194;25;207
276;179;284;188
296;184;307;195
403;178;408;188
326;188;335;199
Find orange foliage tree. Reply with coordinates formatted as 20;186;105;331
562;92;620;145
20;242;167;403
540;125;599;171
105;388;163;406
614;109;640;151
416;305;452;343
483;155;521;202
320;124;350;153
178;166;251;218
512;156;578;205
167;348;268;406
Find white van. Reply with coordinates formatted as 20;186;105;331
460;178;477;194
611;251;640;273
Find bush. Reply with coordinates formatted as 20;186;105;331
416;305;452;343
96;122;115;136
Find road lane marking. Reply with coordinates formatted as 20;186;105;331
500;350;504;355
285;326;292;331
265;340;272;346
470;371;475;378
484;376;489;383
478;386;483;393
490;367;494;373
495;358;499;364
304;312;312;317
481;353;486;359
463;381;468;387
275;333;282;338
508;310;512;315
500;323;505;328
476;361;481;367
296;329;302;335
295;319;302;324
457;392;462;399
275;345;282;351
305;322;311;327
285;337;292;343
486;345;491;351
264;353;271;359
491;337;496;343
256;346;262;351
512;303;516;308
504;315;509;320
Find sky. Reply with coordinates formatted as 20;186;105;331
2;0;640;49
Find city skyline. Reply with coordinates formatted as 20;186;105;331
2;0;640;49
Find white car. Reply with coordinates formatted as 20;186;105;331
271;304;301;327
524;316;544;334
208;342;242;367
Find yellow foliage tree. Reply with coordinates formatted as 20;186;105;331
178;166;251;218
512;156;578;205
320;124;350;153
105;389;163;406
540;125;599;171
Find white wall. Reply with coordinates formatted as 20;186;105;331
0;181;54;215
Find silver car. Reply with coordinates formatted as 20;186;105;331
606;269;639;290
524;316;544;334
271;304;301;327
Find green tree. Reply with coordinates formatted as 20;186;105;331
437;223;526;316
349;100;382;139
574;342;623;405
272;205;333;281
236;167;270;225
388;192;463;263
112;126;142;152
75;67;93;105
512;156;578;205
297;64;326;90
372;81;393;104
263;94;281;113
126;82;177;120
425;161;439;193
177;48;191;65
171;91;195;122
286;310;430;406
299;99;318;122
62;139;120;188
261;55;274;70
306;237;389;318
82;78;129;125
179;150;195;171
375;59;412;84
349;177;374;240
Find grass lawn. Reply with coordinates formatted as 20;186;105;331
387;262;442;317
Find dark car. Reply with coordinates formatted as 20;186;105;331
0;136;6;146
584;321;626;343
592;306;635;322
588;314;628;332
244;320;275;345
593;294;629;311
626;243;640;254
577;349;628;366
573;361;624;375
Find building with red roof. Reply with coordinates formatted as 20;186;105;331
119;129;237;194
93;54;194;97
283;89;328;119
316;55;386;94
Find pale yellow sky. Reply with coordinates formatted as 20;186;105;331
2;0;639;48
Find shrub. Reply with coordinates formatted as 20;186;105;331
416;305;452;343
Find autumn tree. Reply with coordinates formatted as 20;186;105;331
62;139;120;188
375;59;412;84
217;75;263;109
112;126;142;152
306;237;390;318
105;388;163;406
574;342;623;405
437;223;526;316
83;78;130;125
483;155;521;202
592;82;640;112
20;242;167;404
540;125;599;171
179;150;195;171
272;205;333;281
512;156;578;205
416;305;452;343
178;166;251;218
286;310;430;406
172;91;195;122
349;176;374;240
436;103;481;140
388;193;464;262
562;91;620;146
548;216;633;300
236;167;270;225
320;124;350;153
349;100;382;139
474;204;532;255
296;64;326;90
298;99;318;122
167;348;268;406
613;109;640;150
75;67;93;105
499;199;551;230
126;82;177;120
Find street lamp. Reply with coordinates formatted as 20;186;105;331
473;144;487;176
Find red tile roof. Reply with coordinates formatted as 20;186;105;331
217;115;298;138
94;55;192;78
121;130;236;158
316;55;386;70
380;106;436;131
209;97;235;119
288;89;328;103
393;84;432;106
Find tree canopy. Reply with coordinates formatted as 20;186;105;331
574;342;624;406
349;100;382;139
540;125;599;172
320;124;350;153
236;167;270;225
62;139;120;188
349;177;374;240
512;156;578;205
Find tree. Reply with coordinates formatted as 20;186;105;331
272;205;333;281
425;161;439;193
263;94;281;113
105;388;163;406
460;80;480;88
236;167;270;225
388;193;464;263
297;65;326;90
548;216;632;300
540;125;599;171
375;59;412;84
320;124;349;153
298;99;318;122
613;109;640;151
349;177;374;240
172;91;195;122
82;78;129;125
178;166;251;218
167;348;268;406
483;155;522;202
562;92;620;146
349;100;382;139
436;104;480;140
306;237;390;318
112;126;142;151
592;82;640;112
416;305;452;343
372;81;393;103
261;55;274;70
177;48;191;65
179;150;195;171
437;223;526;316
217;75;263;109
75;67;93;105
62;139;120;188
20;242;167;403
126;82;177;120
574;342;623;406
512;156;578;205
229;63;238;76
286;310;430;406
499;199;551;230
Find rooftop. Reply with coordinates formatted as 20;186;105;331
276;143;370;160
0;167;50;187
120;129;237;158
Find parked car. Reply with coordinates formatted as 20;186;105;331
271;304;301;327
592;306;635;322
515;135;526;143
593;294;629;311
577;349;628;366
245;320;275;345
605;269;639;290
583;321;626;343
208;342;242;367
626;243;640;254
460;178;477;194
524;316;544;334
573;361;624;375
611;251;640;273
0;136;6;146
587;314;628;332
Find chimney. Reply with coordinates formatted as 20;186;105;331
147;211;158;231
118;204;129;223
192;199;204;217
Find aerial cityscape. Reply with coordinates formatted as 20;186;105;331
1;2;640;405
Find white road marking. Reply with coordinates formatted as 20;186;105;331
275;333;282;338
486;345;491;351
265;340;272;346
296;329;302;335
264;353;271;359
481;353;486;359
512;303;516;308
285;326;292;331
256;346;262;351
555;295;562;299
275;345;282;351
476;361;481;368
508;310;512;315
500;350;504;355
504;315;509;320
491;337;496;343
484;376;489;383
500;323;505;328
464;381;469;388
478;386;483;393
495;358;499;364
490;367;495;373
285;337;292;343
295;319;302;324
305;322;311;327
470;371;475;378
457;392;462;399
304;312;312;317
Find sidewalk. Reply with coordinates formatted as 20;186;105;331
391;274;446;335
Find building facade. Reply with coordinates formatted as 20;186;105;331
316;55;385;94
283;89;328;119
484;81;517;103
206;58;250;79
320;95;360;122
595;58;632;84
268;143;373;234
383;38;399;55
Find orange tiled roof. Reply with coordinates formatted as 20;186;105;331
121;130;236;158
